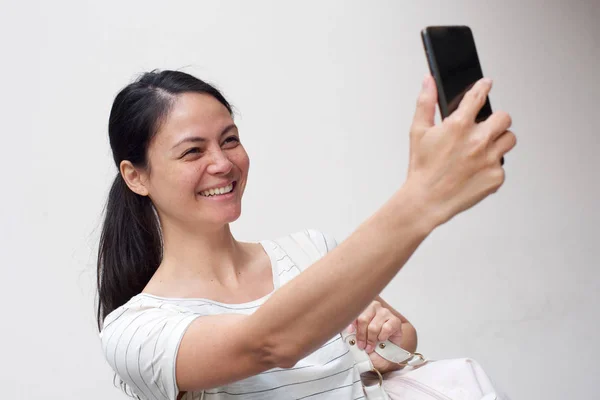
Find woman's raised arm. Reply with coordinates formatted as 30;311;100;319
174;75;515;391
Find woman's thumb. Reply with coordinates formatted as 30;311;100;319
411;74;438;135
346;323;356;334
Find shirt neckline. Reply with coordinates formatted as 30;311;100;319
135;240;280;308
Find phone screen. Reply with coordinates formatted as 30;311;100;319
423;26;492;122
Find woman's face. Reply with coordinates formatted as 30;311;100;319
143;92;249;230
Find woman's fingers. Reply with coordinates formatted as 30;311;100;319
364;311;392;353
377;319;402;343
355;309;376;350
489;130;517;164
410;74;438;139
450;78;493;125
354;301;403;353
483;110;513;142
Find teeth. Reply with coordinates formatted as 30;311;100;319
200;183;234;197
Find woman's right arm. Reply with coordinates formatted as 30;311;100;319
176;75;516;391
176;184;431;390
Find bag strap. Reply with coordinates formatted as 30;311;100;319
373;340;427;367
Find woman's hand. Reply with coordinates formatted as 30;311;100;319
406;75;516;227
347;300;404;373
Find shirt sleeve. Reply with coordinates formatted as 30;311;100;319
305;229;338;255
99;302;199;400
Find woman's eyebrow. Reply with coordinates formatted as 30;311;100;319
171;124;237;149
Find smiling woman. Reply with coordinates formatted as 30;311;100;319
97;70;242;322
97;70;514;400
121;92;248;229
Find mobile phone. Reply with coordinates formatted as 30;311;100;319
421;25;492;122
421;25;503;164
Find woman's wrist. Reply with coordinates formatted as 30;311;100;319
385;181;442;238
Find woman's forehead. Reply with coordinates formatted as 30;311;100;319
157;93;233;145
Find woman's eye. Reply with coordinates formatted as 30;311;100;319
182;147;201;157
223;137;240;147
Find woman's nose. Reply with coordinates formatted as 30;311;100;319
206;149;233;175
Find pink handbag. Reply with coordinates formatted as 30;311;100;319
275;232;507;400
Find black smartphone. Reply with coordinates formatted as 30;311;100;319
421;25;492;122
421;25;503;164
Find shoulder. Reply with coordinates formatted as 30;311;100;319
99;295;197;351
271;229;338;256
99;295;199;400
100;295;188;332
303;229;338;254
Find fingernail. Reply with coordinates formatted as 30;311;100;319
346;325;355;333
357;340;366;350
482;77;492;85
365;344;374;353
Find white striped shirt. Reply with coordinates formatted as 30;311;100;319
100;230;364;400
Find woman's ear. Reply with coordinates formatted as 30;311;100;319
120;160;149;196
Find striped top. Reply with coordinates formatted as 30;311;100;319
99;230;364;400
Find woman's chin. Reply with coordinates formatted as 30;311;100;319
180;200;242;229
206;209;242;227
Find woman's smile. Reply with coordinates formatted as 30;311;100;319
198;180;238;200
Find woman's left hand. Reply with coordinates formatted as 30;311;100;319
346;300;403;372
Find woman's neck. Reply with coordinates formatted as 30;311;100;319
157;221;252;286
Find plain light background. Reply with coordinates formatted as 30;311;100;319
0;0;598;399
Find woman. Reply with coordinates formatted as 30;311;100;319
97;70;515;399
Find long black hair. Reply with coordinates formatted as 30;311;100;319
96;70;233;330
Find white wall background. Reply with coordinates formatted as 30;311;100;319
0;0;598;398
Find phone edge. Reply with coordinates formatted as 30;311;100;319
421;27;450;119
